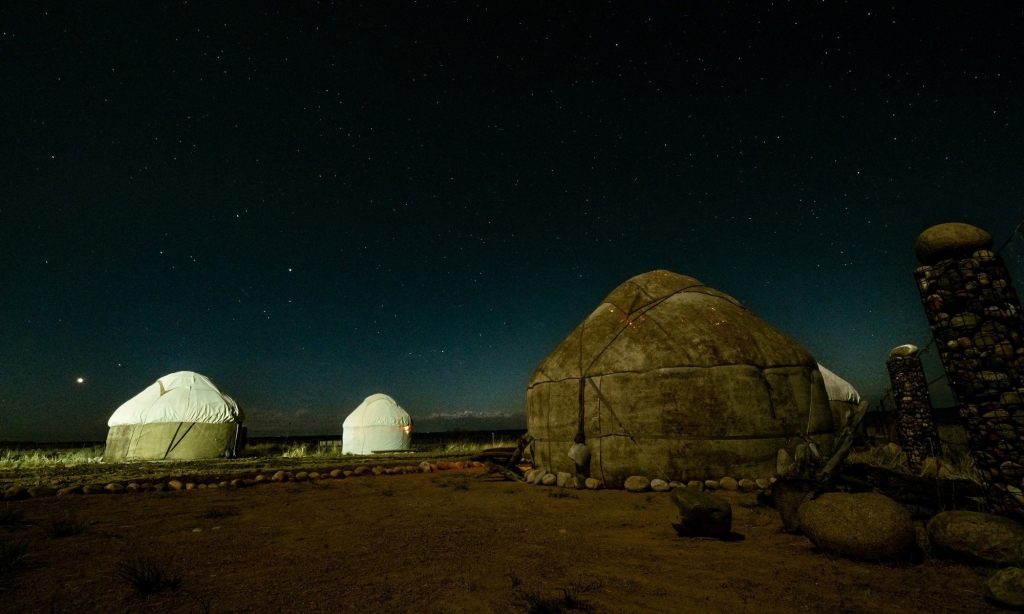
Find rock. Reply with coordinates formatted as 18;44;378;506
777;449;796;476
343;471;354;477
453;462;465;470
206;483;217;490
271;471;286;482
651;479;670;492
419;462;432;473
471;461;484;468
296;471;310;481
57;484;84;496
985;567;1024;609
218;481;229;489
196;484;207;489
687;480;704;491
928;510;1024;565
429;463;437;472
185;483;196;490
168;480;184;491
542;474;557;486
670;487;733;538
405;465;417;473
371;467;384;476
330;469;343;478
105;483;125;493
255;474;267;483
230;479;243;488
27;486;55;497
624;476;651;493
556;472;572;488
704;480;720;491
242;479;256;487
3;486;28;501
308;472;321;480
585;478;603;490
738;479;757;493
798;492;915;560
153;483;167;492
915;222;993;265
354;466;369;475
83;484;106;494
523;469;537;483
533;472;548;485
126;483;140;492
919;457;939;478
568;477;585;489
719;477;738;491
285;472;295;481
668;481;684;489
755;478;771;490
437;461;450;470
889;344;920;357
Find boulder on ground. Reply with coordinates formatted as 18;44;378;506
217;481;229;489
83;484;106;494
105;483;125;493
354;466;369;475
625;476;651;493
755;478;771;490
3;486;28;501
168;480;184;491
255;474;267;483
704;480;720;491
185;483;196;490
777;449;796;476
670;487;733;538
568;477;585;489
437;461;450;470
585;478;603;490
308;472;321;480
533;472;549;485
343;470;354;477
687;480;704;491
738;479;757;493
523;469;538;483
542;474;557;486
720;477;739;491
556;472;572;488
271;471;286;482
986;567;1024;609
668;481;684;489
126;483;140;493
650;479;670;492
419;462;432;473
330;469;343;478
296;471;310;481
57;484;84;496
453;462;465;470
798;492;915;560
153;483;167;492
27;486;55;497
230;479;243;488
928;510;1024;566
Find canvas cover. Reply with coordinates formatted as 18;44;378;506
104;422;242;461
527;270;835;488
342;394;412;455
107;371;243;427
817;363;863;435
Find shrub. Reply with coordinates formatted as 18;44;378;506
114;556;182;596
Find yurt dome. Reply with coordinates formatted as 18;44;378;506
104;371;246;462
527;270;835;488
342;394;412;455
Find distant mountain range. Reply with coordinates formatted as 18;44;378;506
411;410;527;433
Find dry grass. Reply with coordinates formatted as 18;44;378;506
847;443;983;484
0;446;104;469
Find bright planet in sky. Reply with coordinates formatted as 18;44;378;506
76;378;84;384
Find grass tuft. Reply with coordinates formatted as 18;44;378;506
0;540;31;591
513;575;601;613
199;506;239;519
114;556;182;596
47;519;84;538
0;507;26;529
547;491;578;500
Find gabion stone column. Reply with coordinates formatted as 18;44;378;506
914;222;1024;519
886;344;942;470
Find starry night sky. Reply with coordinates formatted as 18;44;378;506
2;2;1022;441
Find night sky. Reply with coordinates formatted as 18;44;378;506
2;3;1022;441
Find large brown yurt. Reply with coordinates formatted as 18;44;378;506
527;270;835;488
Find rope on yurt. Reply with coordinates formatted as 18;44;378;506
586;378;670;481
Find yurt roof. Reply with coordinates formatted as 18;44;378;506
107;371;243;427
529;270;817;386
816;363;862;404
343;394;411;428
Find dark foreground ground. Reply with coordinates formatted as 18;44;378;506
0;468;1001;614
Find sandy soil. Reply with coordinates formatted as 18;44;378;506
0;468;1000;614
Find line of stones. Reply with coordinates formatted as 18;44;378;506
1;460;483;501
523;468;774;494
914;248;1024;519
886;354;943;471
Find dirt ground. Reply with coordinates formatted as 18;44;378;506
0;467;1002;614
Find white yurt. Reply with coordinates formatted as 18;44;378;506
342;394;412;455
817;363;863;433
103;371;246;462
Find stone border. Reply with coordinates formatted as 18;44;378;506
2;460;487;502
